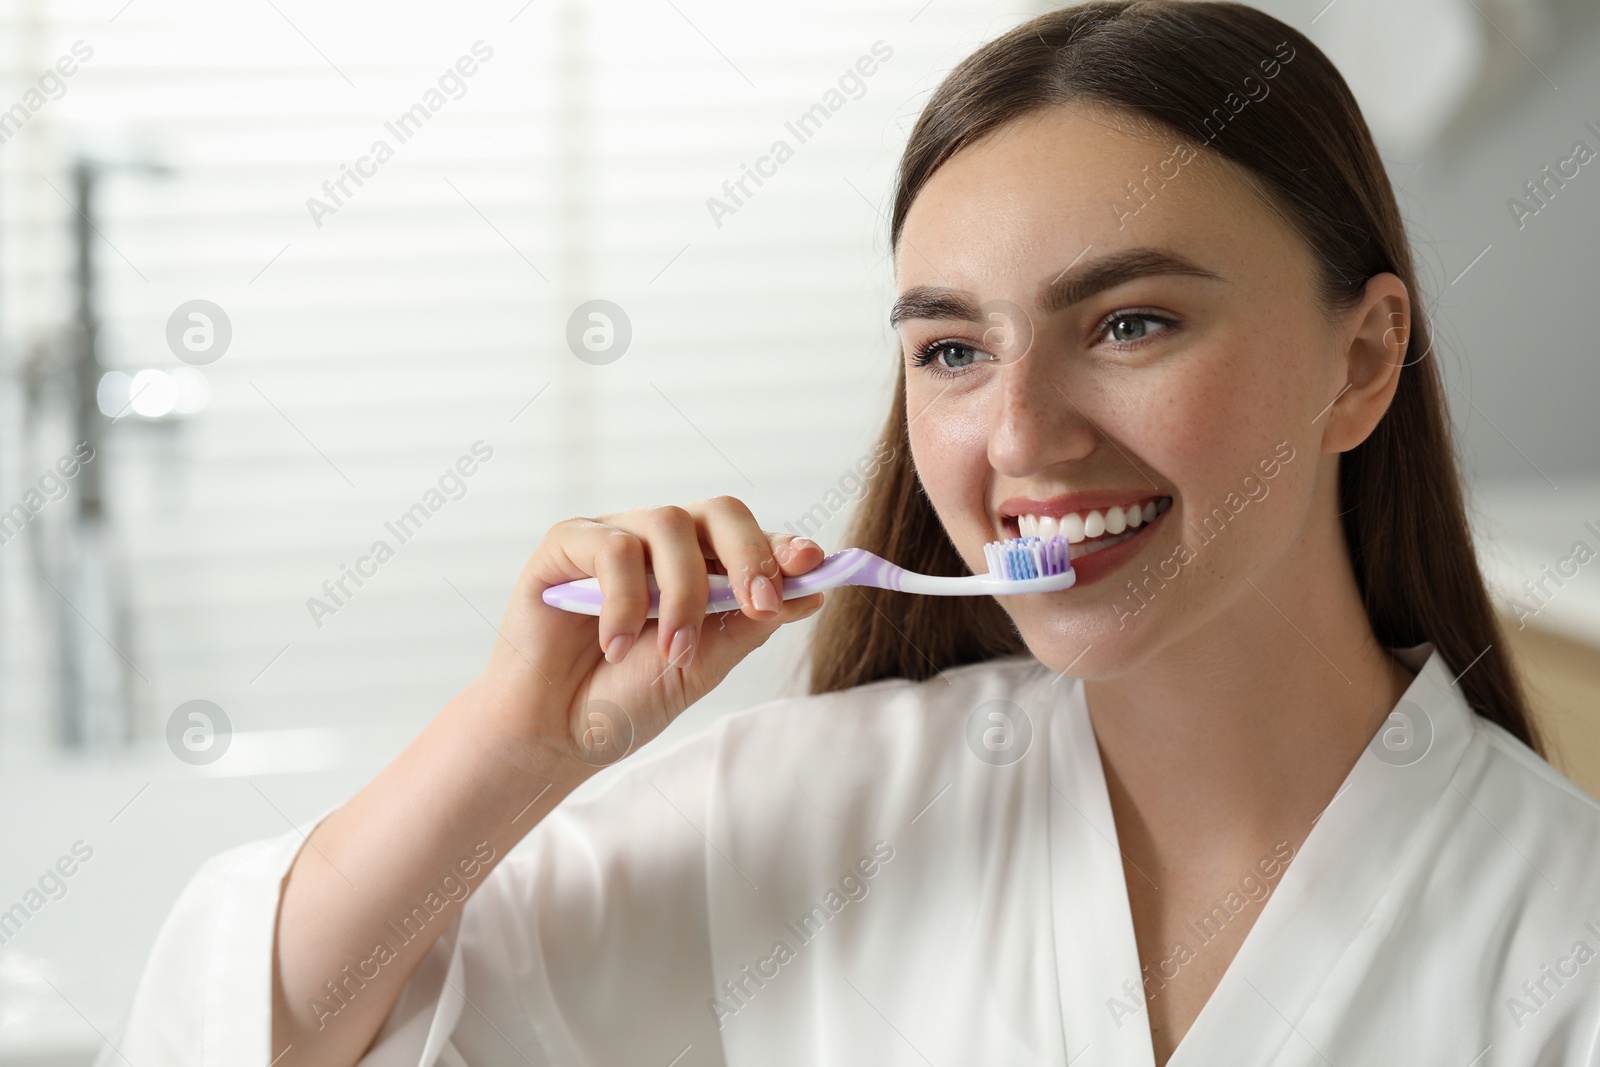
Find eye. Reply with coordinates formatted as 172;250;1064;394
909;339;992;378
1096;310;1177;348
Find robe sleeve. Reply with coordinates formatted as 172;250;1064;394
96;724;728;1067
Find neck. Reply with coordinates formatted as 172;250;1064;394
1081;523;1416;866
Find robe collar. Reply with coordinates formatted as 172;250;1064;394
1044;642;1475;1065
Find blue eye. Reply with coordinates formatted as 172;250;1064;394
910;340;987;375
1098;312;1175;347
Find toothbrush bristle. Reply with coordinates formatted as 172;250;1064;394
984;534;1072;581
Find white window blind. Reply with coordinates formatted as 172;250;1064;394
0;0;1040;743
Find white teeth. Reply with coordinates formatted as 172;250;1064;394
1009;496;1171;548
1060;512;1085;543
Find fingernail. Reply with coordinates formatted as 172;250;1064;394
668;625;697;668
604;633;633;664
750;575;781;615
782;538;817;563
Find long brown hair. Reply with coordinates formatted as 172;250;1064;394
803;0;1543;754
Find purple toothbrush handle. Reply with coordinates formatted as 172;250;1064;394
541;548;893;618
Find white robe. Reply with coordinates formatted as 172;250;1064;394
99;643;1600;1065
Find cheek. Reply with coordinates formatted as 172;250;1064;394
907;382;991;520
1131;330;1319;580
1130;327;1311;493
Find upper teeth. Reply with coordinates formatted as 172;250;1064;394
1015;497;1170;543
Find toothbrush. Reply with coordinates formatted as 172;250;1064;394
541;535;1075;618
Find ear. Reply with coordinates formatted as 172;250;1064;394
1320;272;1409;454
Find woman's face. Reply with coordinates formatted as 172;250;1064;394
895;104;1365;678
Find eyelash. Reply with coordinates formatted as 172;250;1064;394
909;309;1179;378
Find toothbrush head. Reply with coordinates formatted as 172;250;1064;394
983;534;1072;582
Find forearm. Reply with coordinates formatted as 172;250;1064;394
264;499;819;1065
271;678;591;1067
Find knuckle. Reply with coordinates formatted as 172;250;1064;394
599;577;648;616
595;578;645;609
597;530;644;566
645;504;695;533
731;497;761;525
700;494;751;520
536;517;591;565
603;585;648;615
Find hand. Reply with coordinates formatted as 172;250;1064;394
472;496;826;774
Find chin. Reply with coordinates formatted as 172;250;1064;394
1004;597;1158;682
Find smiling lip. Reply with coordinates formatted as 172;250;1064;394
996;490;1169;520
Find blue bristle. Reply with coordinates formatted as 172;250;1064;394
985;534;1071;580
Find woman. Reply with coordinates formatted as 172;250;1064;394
106;2;1600;1065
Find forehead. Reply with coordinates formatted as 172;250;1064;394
895;104;1295;295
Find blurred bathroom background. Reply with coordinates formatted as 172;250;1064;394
0;0;1596;1061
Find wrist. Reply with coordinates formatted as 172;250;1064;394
449;676;596;795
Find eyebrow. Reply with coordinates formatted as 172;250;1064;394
888;247;1224;328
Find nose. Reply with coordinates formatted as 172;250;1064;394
985;333;1098;478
